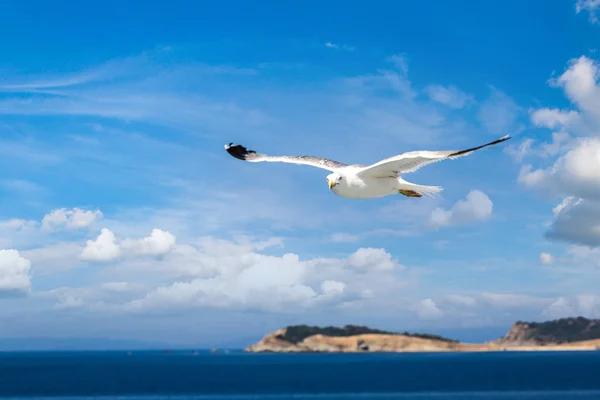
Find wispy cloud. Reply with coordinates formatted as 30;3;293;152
477;86;523;136
324;41;356;51
576;0;600;24
0;49;270;136
423;84;474;109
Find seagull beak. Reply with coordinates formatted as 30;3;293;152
328;180;335;189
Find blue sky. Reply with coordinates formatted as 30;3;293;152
1;0;600;348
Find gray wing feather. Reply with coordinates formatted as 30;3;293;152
357;135;511;177
225;143;346;171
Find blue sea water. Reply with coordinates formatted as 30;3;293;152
0;350;599;399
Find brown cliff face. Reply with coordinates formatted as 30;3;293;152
246;319;600;353
493;317;600;346
245;326;492;353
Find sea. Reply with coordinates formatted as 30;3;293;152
0;350;599;400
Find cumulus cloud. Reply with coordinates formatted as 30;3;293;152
539;252;555;265
519;138;600;200
435;292;600;323
42;208;103;232
80;228;177;262
530;108;580;129
429;190;493;228
122;241;405;313
413;298;444;320
551;56;600;122
423;84;473;109
542;297;575;319
346;247;402;272
516;57;600;247
544;295;600;319
80;228;121;262
544;197;600;247
516;143;600;247
121;228;176;256
0;249;32;295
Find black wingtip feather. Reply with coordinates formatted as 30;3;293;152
224;143;256;161
449;135;511;158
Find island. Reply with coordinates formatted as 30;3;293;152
245;317;600;353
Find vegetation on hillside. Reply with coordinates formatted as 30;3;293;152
511;317;600;344
277;324;458;344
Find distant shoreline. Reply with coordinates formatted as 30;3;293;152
245;319;600;353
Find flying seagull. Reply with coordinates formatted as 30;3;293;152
224;135;510;199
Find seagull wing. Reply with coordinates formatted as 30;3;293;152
356;135;511;178
225;143;347;172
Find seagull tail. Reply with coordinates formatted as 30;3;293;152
413;184;444;198
398;178;443;198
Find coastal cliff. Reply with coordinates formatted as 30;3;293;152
246;318;600;353
493;316;600;346
245;324;493;353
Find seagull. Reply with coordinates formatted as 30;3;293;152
224;135;510;199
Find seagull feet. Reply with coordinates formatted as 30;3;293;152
398;189;422;198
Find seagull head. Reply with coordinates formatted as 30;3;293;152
326;173;343;190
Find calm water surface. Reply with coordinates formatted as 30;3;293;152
0;350;599;399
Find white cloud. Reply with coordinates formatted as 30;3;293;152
551;56;600;121
506;133;572;163
80;228;177;263
518;56;600;247
413;298;444;320
477;87;521;135
542;297;575;319
42;208;103;232
0;49;271;135
121;241;406;313
576;0;600;24
539;252;554;265
121;228;176;256
324;42;355;51
0;249;32;295
100;282;136;292
346;247;402;272
543;294;600;319
80;228;121;262
577;294;600;317
0;218;43;249
519;137;600;200
531;108;580;129
429;190;493;228
320;280;346;297
545;197;600;247
423;84;473;109
504;138;534;162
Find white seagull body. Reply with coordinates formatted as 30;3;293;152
225;135;510;200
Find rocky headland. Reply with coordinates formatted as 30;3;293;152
245;318;600;353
